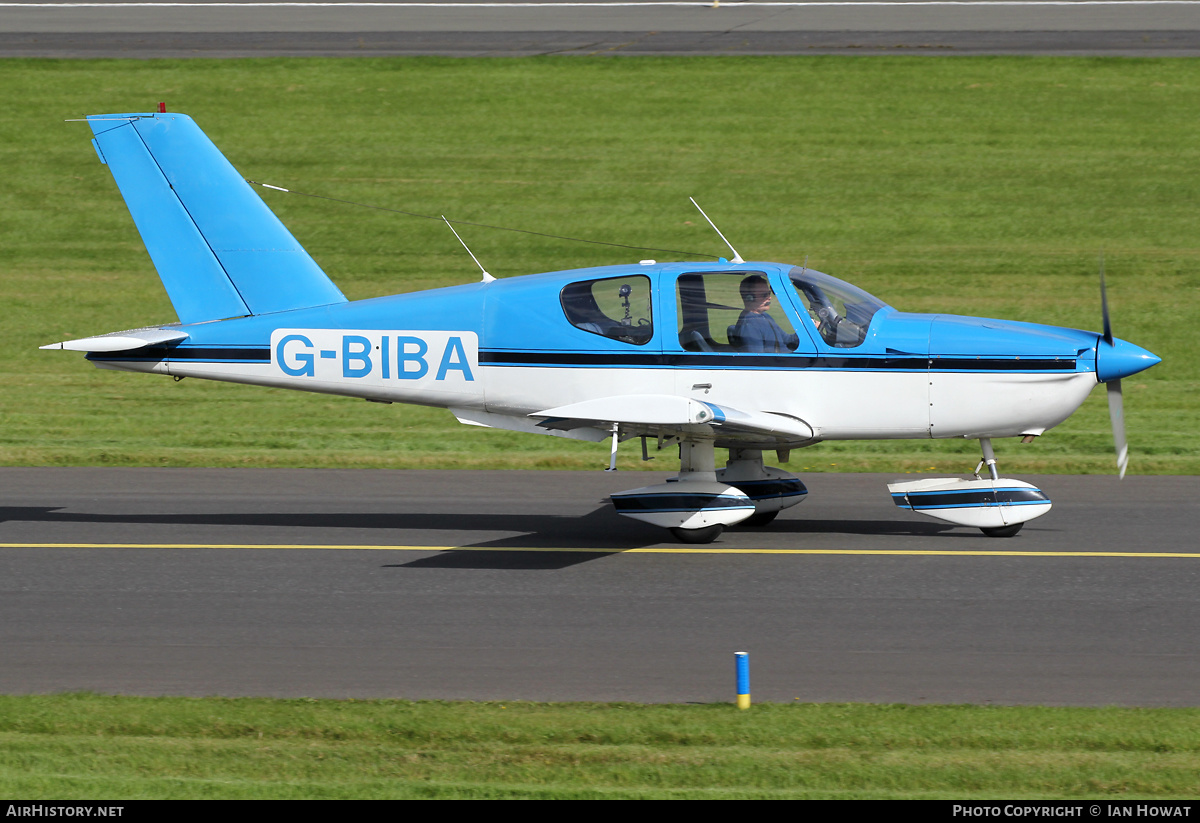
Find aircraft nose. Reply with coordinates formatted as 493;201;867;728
1096;336;1161;383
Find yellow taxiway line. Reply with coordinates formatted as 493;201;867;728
2;543;1199;558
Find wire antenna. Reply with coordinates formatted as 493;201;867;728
245;179;715;260
442;215;495;283
689;197;744;264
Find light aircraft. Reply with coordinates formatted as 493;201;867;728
44;111;1161;543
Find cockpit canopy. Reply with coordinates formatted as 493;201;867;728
788;267;888;348
552;264;890;352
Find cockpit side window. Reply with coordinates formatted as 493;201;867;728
560;275;653;345
676;272;798;353
788;267;886;348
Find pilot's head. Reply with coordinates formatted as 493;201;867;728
739;275;772;314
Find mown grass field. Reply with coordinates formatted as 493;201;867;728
1;56;1197;473
2;59;1198;802
2;694;1199;799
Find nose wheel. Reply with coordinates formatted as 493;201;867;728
973;439;1022;537
669;524;725;544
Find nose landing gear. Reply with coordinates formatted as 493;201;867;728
888;438;1052;537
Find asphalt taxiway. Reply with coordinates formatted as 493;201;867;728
3;467;1197;705
1;1;1198;56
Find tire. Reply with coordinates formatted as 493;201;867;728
669;524;724;544
981;523;1023;538
739;510;779;528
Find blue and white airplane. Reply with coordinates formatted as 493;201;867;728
44;111;1161;543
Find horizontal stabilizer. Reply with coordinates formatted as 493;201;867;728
41;326;189;353
87;112;347;324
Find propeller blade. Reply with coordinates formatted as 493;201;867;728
1100;253;1114;347
1100;254;1127;478
1107;378;1128;479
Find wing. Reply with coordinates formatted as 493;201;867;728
527;394;816;448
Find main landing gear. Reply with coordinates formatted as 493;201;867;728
887;437;1052;538
610;441;807;544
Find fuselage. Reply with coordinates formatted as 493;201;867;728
88;261;1157;450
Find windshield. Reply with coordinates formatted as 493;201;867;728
788;267;887;348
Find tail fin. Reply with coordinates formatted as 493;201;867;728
87;112;347;324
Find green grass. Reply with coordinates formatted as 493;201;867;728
2;694;1200;798
1;57;1197;473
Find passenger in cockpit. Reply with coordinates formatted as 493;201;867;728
731;275;798;353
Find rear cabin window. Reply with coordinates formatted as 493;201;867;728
560;275;653;346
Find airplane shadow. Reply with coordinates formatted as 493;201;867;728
766;518;958;537
0;504;956;570
0;505;652;569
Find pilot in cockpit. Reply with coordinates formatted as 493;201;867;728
731;275;799;353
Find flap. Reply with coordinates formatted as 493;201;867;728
533;395;715;426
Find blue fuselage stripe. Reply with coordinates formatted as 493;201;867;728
480;351;1078;372
86;348;1082;375
87;346;270;363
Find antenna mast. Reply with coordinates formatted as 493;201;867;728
442;216;495;283
689;197;744;264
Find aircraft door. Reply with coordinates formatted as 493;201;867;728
666;270;818;420
671;271;817;357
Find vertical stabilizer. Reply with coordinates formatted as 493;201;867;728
87;112;347;324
